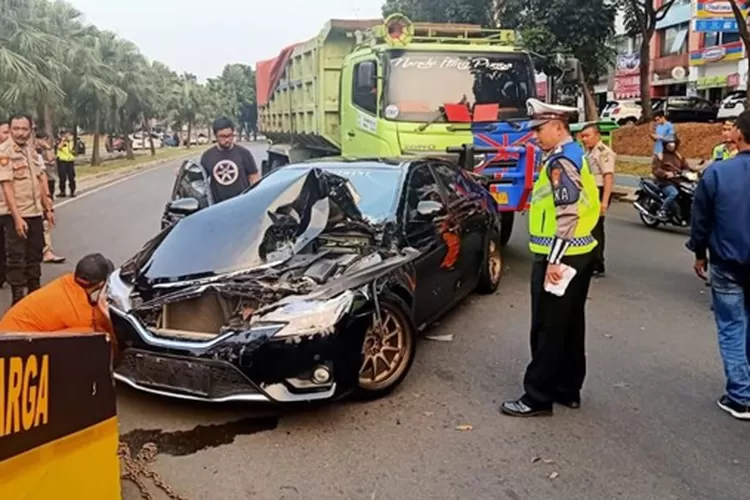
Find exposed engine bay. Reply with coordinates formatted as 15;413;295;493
130;244;391;340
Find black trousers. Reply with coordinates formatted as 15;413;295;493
591;187;610;273
57;160;76;195
48;179;55;200
3;215;44;289
523;253;594;407
0;218;5;284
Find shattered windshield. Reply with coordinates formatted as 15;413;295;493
266;165;402;223
384;50;535;122
140;168;367;283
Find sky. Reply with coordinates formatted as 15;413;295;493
68;0;384;81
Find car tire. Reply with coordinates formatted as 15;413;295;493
476;230;503;294
356;294;417;401
621;118;637;126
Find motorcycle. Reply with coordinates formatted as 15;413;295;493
633;170;700;229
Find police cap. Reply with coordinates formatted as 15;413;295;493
526;98;578;127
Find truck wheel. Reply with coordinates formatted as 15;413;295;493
499;212;514;247
476;231;503;294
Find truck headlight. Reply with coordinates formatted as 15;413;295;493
107;269;133;312
254;291;354;338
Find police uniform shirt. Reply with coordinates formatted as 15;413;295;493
587;141;616;187
0;140;45;218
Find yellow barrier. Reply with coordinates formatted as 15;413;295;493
0;333;121;500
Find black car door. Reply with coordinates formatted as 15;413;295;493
163;161;212;228
401;163;457;327
429;161;486;297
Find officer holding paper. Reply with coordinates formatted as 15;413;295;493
501;98;600;418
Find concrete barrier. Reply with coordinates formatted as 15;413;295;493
0;333;121;499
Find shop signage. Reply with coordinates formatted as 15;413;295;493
696;73;740;89
694;0;748;32
689;41;743;65
615;54;640;76
614;75;640;99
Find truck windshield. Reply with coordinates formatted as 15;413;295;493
384;50;534;123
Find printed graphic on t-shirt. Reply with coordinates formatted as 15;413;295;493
212;159;240;186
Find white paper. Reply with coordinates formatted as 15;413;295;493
544;264;577;297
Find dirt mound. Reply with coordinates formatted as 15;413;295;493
612;123;723;159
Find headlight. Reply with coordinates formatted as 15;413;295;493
107;269;134;312
253;291;354;338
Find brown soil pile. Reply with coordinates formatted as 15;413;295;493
612;123;723;159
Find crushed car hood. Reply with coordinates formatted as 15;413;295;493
137;168;370;284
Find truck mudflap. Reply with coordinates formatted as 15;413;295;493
472;121;542;212
0;333;121;500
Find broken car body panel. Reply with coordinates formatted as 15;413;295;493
109;159;500;404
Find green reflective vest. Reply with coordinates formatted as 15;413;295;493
57;139;75;162
712;143;737;161
528;141;600;257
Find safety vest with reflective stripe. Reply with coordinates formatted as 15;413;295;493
712;143;737;161
57;140;75;162
528;140;600;257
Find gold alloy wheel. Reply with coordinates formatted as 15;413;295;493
488;239;503;285
359;307;412;391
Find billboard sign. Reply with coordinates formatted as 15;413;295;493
615;54;640;76
694;0;748;32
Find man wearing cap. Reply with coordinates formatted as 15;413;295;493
501;98;600;418
0;253;115;340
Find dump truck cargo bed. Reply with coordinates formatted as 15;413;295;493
256;19;380;154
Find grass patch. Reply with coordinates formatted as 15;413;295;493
76;147;205;178
616;159;652;177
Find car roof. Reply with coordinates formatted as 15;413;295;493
292;156;451;170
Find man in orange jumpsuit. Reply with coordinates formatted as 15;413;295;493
0;253;115;339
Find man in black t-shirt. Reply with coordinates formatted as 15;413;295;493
200;117;260;203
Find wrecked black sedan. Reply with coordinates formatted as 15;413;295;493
107;158;503;404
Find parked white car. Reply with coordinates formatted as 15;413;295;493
129;132;163;150
601;100;641;125
717;91;746;119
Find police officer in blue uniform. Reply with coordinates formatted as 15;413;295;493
501;99;601;418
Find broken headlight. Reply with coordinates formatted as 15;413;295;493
107;269;134;312
254;291;354;338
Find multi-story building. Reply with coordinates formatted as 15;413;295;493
650;0;692;97
688;0;747;101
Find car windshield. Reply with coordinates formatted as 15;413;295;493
384;50;534;122
265;165;402;223
141;166;384;282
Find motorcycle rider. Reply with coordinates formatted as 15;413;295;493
652;136;694;220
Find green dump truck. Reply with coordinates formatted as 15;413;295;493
255;14;543;169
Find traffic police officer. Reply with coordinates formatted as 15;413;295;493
711;119;738;162
501;98;600;418
0;114;55;304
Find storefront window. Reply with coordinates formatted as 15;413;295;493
705;31;741;47
659;23;689;57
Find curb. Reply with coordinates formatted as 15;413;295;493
65;148;207;197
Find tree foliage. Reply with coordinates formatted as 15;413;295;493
0;0;258;164
382;0;496;26
619;0;677;120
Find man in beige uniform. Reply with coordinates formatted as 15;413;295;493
579;123;616;277
0;114;55;304
33;129;66;264
0;123;8;288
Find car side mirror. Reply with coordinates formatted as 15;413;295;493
416;200;445;220
167;197;200;216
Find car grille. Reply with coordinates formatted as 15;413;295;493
117;349;260;400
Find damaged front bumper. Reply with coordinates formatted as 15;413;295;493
109;291;372;404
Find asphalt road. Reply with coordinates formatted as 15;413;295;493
8;144;750;500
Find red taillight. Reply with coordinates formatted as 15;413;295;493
612;106;622;114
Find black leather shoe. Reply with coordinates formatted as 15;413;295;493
554;392;581;409
500;398;553;417
556;398;581;409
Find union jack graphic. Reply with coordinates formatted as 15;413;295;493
474;131;535;173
